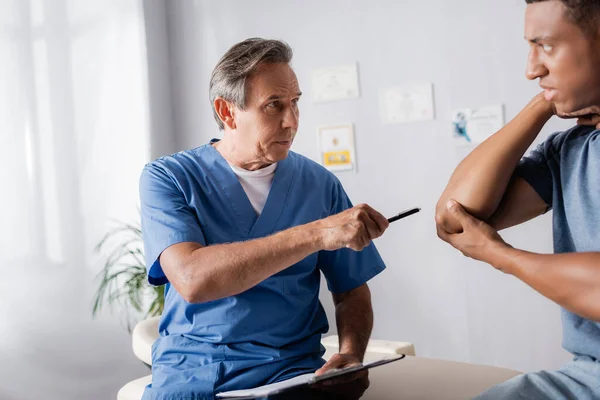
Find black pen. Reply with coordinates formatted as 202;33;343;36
387;207;421;223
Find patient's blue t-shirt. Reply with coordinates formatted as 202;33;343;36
516;125;600;360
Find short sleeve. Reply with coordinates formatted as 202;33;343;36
139;164;206;286
514;131;564;208
317;178;386;294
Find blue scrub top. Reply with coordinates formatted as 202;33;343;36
139;140;386;399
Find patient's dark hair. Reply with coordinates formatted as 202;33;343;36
525;0;600;34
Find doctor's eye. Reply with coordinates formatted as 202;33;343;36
265;101;283;114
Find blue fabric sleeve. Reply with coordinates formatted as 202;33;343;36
139;163;206;286
317;178;386;294
515;132;563;208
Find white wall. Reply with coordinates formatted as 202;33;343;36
143;0;178;159
161;0;575;373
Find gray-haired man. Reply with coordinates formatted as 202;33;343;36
139;38;388;399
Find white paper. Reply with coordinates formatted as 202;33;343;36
311;63;360;103
216;355;403;399
451;105;504;145
380;83;435;124
317;124;356;172
216;373;315;398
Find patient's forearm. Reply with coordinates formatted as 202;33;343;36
436;95;553;232
498;249;600;322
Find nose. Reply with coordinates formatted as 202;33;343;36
525;47;548;81
282;104;299;131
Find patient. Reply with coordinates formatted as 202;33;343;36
436;1;600;398
139;37;388;399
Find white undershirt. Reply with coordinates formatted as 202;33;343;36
228;162;277;215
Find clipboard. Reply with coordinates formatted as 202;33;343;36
216;354;406;399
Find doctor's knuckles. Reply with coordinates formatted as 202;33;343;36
313;203;389;252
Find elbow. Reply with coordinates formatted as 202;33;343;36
179;280;221;304
434;206;448;230
175;280;200;304
168;254;220;304
435;196;495;234
180;286;213;304
435;201;461;234
175;274;219;304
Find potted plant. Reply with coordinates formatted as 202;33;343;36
92;219;163;331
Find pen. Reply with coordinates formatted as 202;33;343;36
387;207;421;223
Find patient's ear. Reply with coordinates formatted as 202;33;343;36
214;97;237;130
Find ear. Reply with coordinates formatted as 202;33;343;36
214;98;237;130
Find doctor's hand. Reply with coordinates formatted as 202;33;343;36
437;200;510;266
312;353;369;399
315;204;389;251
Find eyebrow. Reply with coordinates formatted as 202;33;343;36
526;36;555;43
265;91;303;101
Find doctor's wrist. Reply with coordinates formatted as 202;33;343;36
293;222;327;253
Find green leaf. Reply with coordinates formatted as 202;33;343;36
91;215;164;330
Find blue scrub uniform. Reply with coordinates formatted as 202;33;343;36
139;140;386;400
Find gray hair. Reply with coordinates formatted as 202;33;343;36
209;38;293;130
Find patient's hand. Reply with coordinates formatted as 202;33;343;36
576;112;600;129
556;104;600;129
437;200;509;267
534;92;600;128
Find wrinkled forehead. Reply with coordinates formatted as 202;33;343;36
246;63;300;101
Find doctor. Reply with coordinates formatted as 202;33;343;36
139;38;389;399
